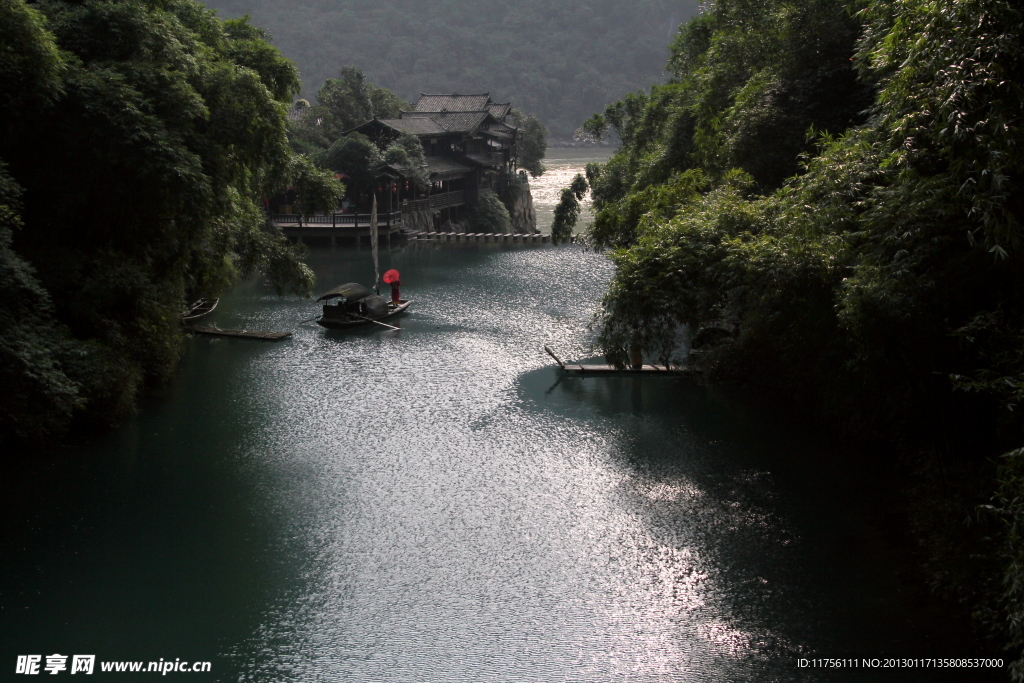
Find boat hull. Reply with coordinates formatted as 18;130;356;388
316;300;412;330
181;297;219;321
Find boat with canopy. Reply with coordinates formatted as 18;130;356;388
313;195;412;330
315;282;411;330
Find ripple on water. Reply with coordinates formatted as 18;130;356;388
3;239;963;683
205;243;820;682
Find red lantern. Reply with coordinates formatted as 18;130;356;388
405;181;410;191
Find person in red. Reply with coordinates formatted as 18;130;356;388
383;269;401;305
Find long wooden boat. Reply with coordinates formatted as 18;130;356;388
543;345;687;375
315;282;412;330
182;297;219;321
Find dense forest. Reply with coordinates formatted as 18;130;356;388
582;0;1024;673
197;0;699;139
0;0;342;446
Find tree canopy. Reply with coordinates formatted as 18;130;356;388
584;0;1024;669
551;174;588;245
0;0;343;446
311;66;408;141
511;109;547;176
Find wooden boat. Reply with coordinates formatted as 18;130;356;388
314;196;412;331
315;282;412;330
182;297;219;321
543;345;686;375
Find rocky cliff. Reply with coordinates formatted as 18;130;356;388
506;172;538;234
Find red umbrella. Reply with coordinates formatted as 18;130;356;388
383;269;400;284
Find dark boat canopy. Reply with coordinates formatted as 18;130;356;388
363;295;389;318
317;282;373;303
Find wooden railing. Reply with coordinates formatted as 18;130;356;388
273;193;465;226
430;190;465;208
272;211;403;227
404;191;465;214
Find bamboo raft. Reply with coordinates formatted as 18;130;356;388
188;326;292;341
544;346;684;375
564;363;679;374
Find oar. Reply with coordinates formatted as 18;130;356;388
298;314;322;324
352;314;400;331
544;345;566;369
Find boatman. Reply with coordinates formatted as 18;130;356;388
383;269;401;305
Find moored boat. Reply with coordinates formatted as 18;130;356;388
315;282;411;330
182;297;219;321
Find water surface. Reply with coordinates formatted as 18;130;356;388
1;242;985;682
530;147;614;232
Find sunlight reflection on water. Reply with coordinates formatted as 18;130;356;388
1;238;976;683
213;243;804;682
530;148;615;233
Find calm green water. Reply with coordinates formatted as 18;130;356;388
1;242;986;682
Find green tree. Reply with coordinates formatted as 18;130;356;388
316;66;407;140
0;164;84;446
0;0;63;131
512;108;547;177
382;132;429;191
585;0;1024;668
469;189;511;233
289;153;346;218
0;0;343;441
550;173;588;245
322;132;383;205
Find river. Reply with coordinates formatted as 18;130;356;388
528;148;612;233
0;150;988;682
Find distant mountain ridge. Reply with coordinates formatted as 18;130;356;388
199;0;700;137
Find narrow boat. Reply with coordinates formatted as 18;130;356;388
182;297;219;321
315;282;411;330
313;195;412;330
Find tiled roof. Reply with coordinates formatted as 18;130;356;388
378;118;447;136
425;156;473;177
482;119;516;134
415;93;491;113
487;103;511;120
434;111;489;133
391;111;491;135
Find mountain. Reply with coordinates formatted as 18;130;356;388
199;0;700;138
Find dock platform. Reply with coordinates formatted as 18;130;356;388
543;346;684;375
564;364;681;374
188;326;292;341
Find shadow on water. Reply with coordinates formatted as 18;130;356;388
0;349;307;671
515;365;998;682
